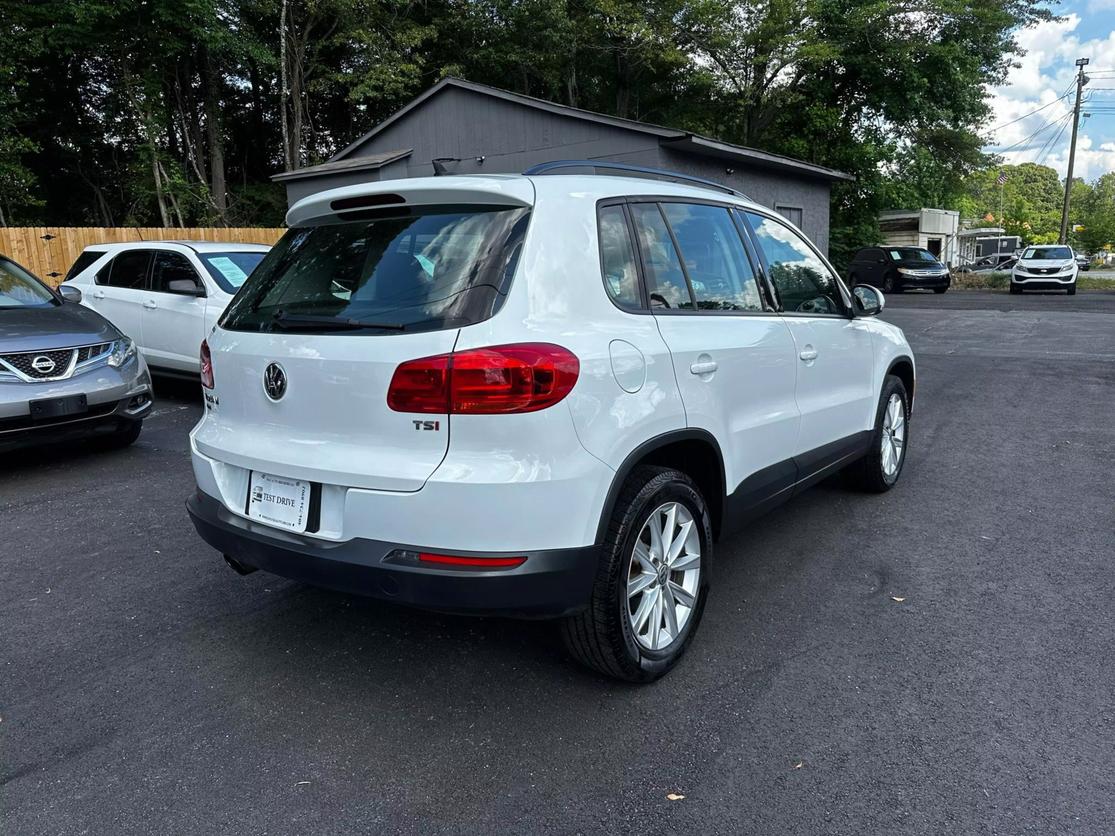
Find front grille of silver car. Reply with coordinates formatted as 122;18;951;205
0;342;114;382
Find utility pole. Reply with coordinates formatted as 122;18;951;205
1060;58;1089;244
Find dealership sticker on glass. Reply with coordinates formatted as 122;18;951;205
208;256;249;285
247;471;310;532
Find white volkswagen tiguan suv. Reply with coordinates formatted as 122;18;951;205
187;164;915;682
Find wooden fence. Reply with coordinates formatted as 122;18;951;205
0;227;286;286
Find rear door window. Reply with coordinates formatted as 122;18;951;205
629;203;693;310
660;203;763;312
222;206;530;334
101;251;152;290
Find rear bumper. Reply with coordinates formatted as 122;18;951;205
186;490;598;618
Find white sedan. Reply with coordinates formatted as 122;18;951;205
60;241;270;374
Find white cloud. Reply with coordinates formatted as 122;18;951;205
984;11;1115;179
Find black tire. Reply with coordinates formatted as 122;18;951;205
561;466;713;682
100;420;142;450
933;287;948;294
882;273;898;293
1009;283;1021;295
847;375;909;493
1067;283;1077;295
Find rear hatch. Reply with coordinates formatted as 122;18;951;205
192;181;533;492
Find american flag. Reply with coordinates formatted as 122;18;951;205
997;170;1009;185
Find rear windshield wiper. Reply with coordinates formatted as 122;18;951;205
270;310;407;331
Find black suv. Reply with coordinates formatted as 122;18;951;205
847;246;950;294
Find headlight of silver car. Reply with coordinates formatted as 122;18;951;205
107;337;137;368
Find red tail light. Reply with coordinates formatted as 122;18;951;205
418;552;527;568
200;340;214;390
387;343;579;414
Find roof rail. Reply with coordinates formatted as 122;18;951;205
522;160;749;200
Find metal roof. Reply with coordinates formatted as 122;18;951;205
325;77;853;184
271;149;413;183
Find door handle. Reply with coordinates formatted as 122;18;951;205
690;359;718;375
799;346;819;362
92;290;105;299
143;300;158;310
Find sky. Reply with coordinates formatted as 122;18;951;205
986;2;1115;180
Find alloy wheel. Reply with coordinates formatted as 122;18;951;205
881;393;906;478
626;502;701;651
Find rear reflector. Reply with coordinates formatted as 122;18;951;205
387;343;579;414
418;553;527;568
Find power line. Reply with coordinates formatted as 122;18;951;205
1035;113;1072;166
985;89;1074;133
990;110;1073;153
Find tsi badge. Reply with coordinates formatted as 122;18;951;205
263;362;287;401
413;420;440;431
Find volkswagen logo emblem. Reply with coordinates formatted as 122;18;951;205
263;362;287;401
31;355;56;374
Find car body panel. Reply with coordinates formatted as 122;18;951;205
61;241;269;374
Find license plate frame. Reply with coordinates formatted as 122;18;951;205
29;393;88;422
246;471;312;533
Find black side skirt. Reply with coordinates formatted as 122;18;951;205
721;430;873;537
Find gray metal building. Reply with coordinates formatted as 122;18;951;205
273;77;852;254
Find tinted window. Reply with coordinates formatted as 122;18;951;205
776;206;803;228
745;213;845;315
598;205;642;310
660;203;763;312
630;203;693;310
151;251;201;293
64;251;103;281
102;251;152;289
222;206;529;334
198;251;265;293
0;258;57;308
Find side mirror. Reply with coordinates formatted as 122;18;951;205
59;284;82;303
853;284;884;316
167;278;205;297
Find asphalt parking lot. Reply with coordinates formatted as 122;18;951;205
3;290;1113;834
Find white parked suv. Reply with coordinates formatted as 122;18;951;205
186;163;915;681
1010;244;1078;295
61;241;269;373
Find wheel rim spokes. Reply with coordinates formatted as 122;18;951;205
627;501;701;651
881;394;906;477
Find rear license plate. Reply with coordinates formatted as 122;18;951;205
29;394;88;421
246;471;311;533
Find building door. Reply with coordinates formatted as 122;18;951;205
926;238;942;258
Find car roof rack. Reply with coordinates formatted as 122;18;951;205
522;160;749;200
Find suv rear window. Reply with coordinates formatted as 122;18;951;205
221;206;530;334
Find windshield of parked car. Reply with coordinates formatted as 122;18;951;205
198;251;267;293
221;206;530;334
1022;246;1072;260
888;248;940;263
0;257;58;308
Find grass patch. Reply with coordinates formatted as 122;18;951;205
949;271;1114;291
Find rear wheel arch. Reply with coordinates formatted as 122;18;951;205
596;430;726;543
